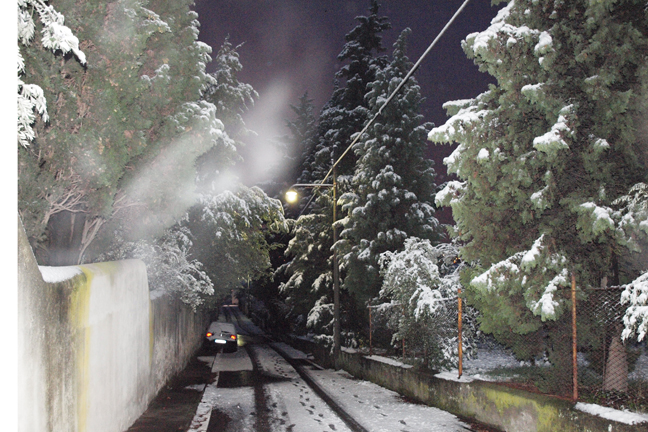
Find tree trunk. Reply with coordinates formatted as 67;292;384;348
602;330;628;393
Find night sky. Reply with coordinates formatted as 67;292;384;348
192;0;502;193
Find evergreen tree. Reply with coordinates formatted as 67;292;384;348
18;0;232;265
197;38;258;193
277;193;337;333
18;0;86;148
300;0;391;185
339;28;440;306
281;0;392;342
186;186;287;296
429;0;648;364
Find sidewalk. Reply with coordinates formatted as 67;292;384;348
126;346;216;432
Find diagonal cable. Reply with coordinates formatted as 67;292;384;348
319;0;472;187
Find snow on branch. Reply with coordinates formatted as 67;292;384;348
621;272;648;342
472;235;570;321
532;105;576;156
18;0;86;147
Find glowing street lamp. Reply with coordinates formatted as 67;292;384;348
284;178;341;366
285;189;299;204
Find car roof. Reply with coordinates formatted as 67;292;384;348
208;322;236;333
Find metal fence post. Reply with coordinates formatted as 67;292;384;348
402;303;406;362
572;272;578;402
458;288;463;379
368;300;373;356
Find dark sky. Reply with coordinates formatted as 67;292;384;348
192;0;502;192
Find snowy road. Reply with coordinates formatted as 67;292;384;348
188;307;477;432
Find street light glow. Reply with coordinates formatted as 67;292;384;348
285;190;299;203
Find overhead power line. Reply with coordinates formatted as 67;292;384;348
319;0;473;187
292;0;472;218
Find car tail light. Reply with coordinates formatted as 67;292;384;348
230;334;236;340
206;332;213;337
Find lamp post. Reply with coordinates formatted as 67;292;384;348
285;173;341;366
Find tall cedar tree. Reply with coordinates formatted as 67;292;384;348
299;0;391;186
18;0;233;265
339;28;440;307
282;0;391;340
197;38;258;194
184;39;286;302
430;0;648;366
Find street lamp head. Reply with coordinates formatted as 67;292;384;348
285;189;299;203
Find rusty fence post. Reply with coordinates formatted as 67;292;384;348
458;288;463;379
402;303;406;363
368;300;373;356
572;272;578;402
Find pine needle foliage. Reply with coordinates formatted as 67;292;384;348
430;0;648;356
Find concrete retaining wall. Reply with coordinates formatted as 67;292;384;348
18;216;207;432
287;334;646;432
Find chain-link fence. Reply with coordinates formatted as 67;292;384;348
365;287;648;412
577;287;648;411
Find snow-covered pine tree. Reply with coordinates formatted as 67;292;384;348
283;0;392;340
197;38;258;193
429;0;648;366
18;0;86;148
299;0;391;185
339;28;440;307
18;0;233;265
276;192;339;336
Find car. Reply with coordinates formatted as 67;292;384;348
205;322;238;353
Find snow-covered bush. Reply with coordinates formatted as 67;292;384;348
18;0;86;147
100;225;213;310
377;238;477;370
617;183;648;342
190;186;287;291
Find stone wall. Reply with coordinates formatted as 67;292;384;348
18;216;207;432
286;333;646;432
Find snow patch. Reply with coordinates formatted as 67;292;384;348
434;371;476;383
533;105;574;154
365;355;413;369
575;402;648;425
39;265;83;283
476;148;490;161
534;31;553;55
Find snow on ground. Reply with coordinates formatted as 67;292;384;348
251;344;352;432
38;265;82;283
211;348;253;373
575;402;648;425
308;368;471;431
189;384;256;432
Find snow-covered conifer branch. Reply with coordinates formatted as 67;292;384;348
18;0;86;147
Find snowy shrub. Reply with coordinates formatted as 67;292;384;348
306;296;335;347
377;238;478;370
192;186;287;291
100;225;213;310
